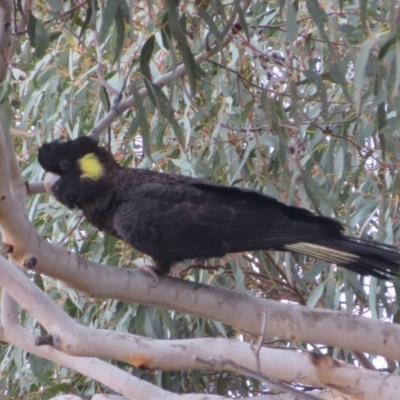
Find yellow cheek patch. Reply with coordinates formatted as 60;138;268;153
78;153;104;180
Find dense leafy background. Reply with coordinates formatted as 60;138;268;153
2;0;400;398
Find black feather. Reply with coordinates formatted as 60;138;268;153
38;137;400;279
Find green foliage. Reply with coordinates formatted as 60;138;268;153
2;0;400;397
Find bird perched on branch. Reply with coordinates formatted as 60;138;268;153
38;136;400;280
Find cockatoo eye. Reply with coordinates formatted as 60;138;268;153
59;159;71;171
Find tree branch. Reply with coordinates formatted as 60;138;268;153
0;0;11;83
0;254;399;400
0;268;227;400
